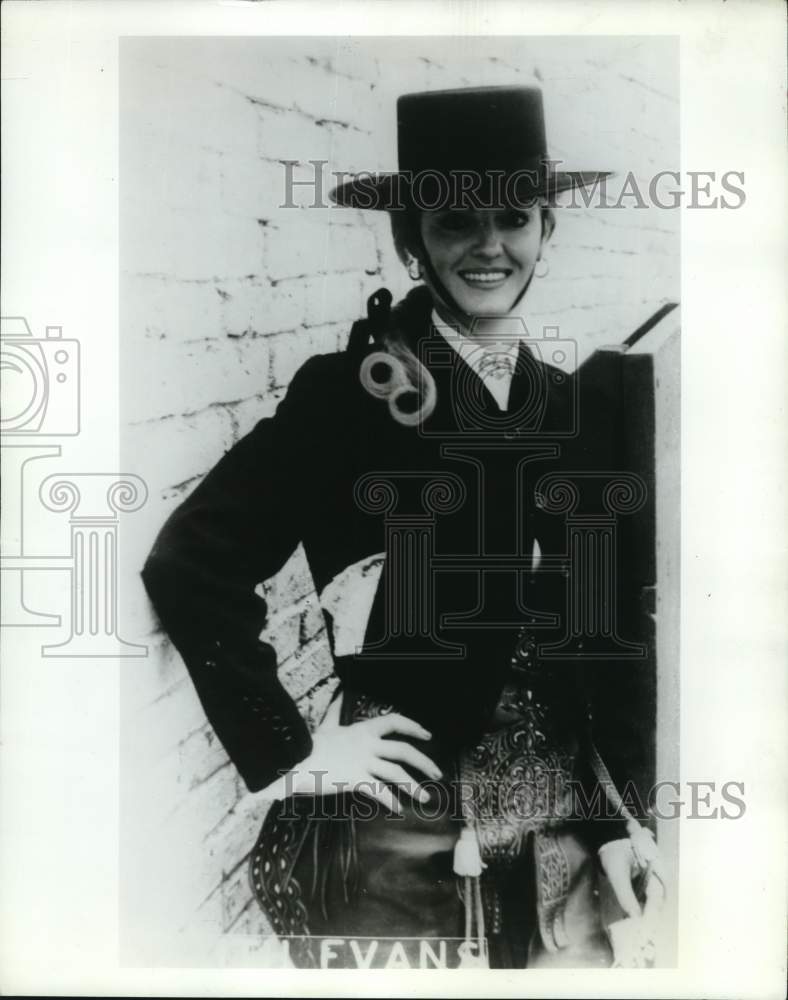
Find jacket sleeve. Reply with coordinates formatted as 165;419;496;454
141;356;323;792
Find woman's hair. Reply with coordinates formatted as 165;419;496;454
358;286;438;427
360;206;556;427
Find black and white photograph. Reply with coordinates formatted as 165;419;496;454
1;2;785;997
122;33;681;971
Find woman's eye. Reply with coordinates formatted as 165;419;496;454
499;211;530;228
435;212;475;232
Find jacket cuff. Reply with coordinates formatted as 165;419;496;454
179;637;314;794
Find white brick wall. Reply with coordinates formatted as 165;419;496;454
120;36;679;965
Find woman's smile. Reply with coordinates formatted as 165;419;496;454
419;207;547;317
457;267;514;289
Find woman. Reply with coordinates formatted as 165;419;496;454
142;85;663;969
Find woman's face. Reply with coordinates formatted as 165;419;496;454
418;207;547;317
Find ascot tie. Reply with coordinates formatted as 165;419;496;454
472;343;519;411
432;310;521;412
478;348;516;380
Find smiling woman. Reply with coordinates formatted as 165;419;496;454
404;206;553;318
142;84;666;969
372;202;556;426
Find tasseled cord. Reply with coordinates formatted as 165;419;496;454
453;825;486;877
453;823;489;968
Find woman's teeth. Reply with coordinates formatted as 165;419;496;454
459;271;509;283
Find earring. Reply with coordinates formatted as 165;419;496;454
534;257;549;279
408;257;423;281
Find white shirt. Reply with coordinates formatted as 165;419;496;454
431;308;521;412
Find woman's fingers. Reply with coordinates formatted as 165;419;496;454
611;875;641;920
368;760;430;803
599;840;640;917
306;702;440;811
371;712;431;742
376;739;442;780
358;780;402;816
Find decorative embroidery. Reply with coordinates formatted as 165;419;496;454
481;880;504;936
533;829;572;953
249;807;314;963
250;691;392;954
249;683;585;962
458;700;574;867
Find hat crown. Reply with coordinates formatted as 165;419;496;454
328;84;611;209
396;85;548;176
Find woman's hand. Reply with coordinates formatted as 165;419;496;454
598;838;645;918
286;693;443;814
599;832;666;919
598;833;667;966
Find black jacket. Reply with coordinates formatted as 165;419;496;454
142;288;649;820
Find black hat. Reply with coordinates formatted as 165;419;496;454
329;85;611;211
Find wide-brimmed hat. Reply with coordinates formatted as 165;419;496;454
329;85;611;211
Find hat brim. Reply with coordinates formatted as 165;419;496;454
329;170;614;210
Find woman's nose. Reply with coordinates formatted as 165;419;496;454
472;221;504;257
